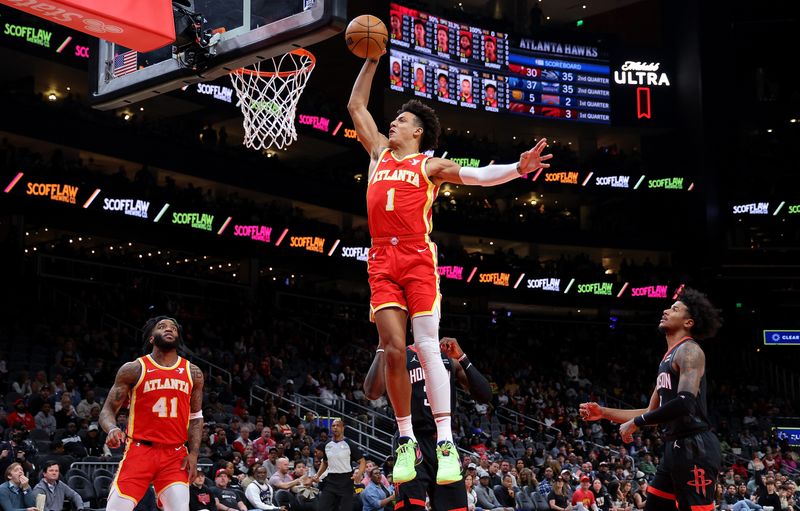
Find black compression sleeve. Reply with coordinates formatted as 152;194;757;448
459;356;492;404
634;391;697;427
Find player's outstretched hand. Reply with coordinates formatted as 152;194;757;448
517;138;553;175
579;402;603;421
440;337;465;359
105;426;126;448
368;48;388;63
619;419;637;444
181;451;198;479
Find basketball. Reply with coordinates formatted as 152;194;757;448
345;15;388;59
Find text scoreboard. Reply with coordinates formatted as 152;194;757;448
389;3;611;124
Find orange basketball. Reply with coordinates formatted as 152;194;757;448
345;15;388;59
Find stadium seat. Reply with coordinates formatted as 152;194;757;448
93;475;112;506
66;468;89;480
29;429;51;441
67;475;96;506
94;468;114;479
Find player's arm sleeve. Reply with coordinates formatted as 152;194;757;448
453;357;492;404
458;163;522;186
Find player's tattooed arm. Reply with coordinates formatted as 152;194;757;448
100;361;141;447
674;341;706;395
182;363;205;476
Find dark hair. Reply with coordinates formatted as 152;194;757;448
677;287;722;340
141;316;183;352
398;100;441;152
42;460;59;473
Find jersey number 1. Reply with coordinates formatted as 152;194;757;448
385;188;396;211
152;397;179;418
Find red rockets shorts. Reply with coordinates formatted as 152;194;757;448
113;440;190;502
368;235;441;320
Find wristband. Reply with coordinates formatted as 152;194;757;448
108;427;122;435
376;349;385;354
458;355;472;370
516;162;524;175
633;415;647;427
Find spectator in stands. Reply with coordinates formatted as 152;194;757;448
298;446;314;476
613;481;633;511
233;429;253;455
189;469;215;511
55;423;86;458
211;426;233;460
488;462;502;487
75;391;99;420
632;478;647;510
361;467;394;511
211;469;248;511
34;403;56;437
11;373;32;398
0;462;36;511
573;476;598;511
591;479;610;511
262;448;279;478
53;394;78;429
0;428;35;477
274;415;292;440
500;460;518;487
560;469;575;500
253;428;275;464
268;457;307;493
721;484;738;511
6;401;35;432
637;454;655;478
549;478;572;511
284;407;301;430
757;479;781;511
360;460;390;488
27;387;51;418
244;466;284;511
476;473;512;511
82;424;105;457
31;461;85;511
539;466;555;497
495;474;519;508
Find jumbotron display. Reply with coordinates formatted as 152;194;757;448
388;3;611;124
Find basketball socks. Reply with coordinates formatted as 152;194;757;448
397;415;416;441
434;416;453;443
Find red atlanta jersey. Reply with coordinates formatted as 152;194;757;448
127;355;193;445
367;149;439;238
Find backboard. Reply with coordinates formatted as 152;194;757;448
89;0;346;110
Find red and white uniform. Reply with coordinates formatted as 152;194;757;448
366;148;441;319
113;355;194;502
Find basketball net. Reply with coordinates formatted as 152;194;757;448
229;48;315;151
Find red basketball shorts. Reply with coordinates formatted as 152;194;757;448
367;235;441;320
113;440;189;502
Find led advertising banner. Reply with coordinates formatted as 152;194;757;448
763;330;800;346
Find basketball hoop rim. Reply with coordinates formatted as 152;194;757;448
232;48;316;78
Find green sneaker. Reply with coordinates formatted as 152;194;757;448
436;440;462;485
393;437;421;484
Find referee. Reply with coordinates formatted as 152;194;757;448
312;418;366;511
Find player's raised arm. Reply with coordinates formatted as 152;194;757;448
99;360;141;447
348;58;389;159
426;138;552;186
441;337;491;404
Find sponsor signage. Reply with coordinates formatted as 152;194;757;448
595;175;630;188
788;204;800;214
4;22;52;47
102;197;150;218
630;285;668;298
775;427;800;447
648;177;683;190
233;225;272;243
545;172;579;184
290;236;325;253
613;61;671;87
479;272;510;286
577;282;614;295
450;157;481;167
298;114;331;132
171;211;214;231
341;246;369;262
26;182;78;204
732;202;769;215
196;83;233;103
526;278;560;291
438;265;463;280
763;330;800;345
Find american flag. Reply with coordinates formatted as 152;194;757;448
113;50;137;77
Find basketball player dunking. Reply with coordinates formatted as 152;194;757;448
349;51;552;485
580;288;722;511
364;337;491;510
100;316;204;511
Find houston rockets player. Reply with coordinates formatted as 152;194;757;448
580;288;722;511
364;336;491;510
99;316;204;511
348;50;551;485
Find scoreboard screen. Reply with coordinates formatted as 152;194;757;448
388;3;611;125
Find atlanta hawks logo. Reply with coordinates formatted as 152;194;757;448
686;466;712;496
